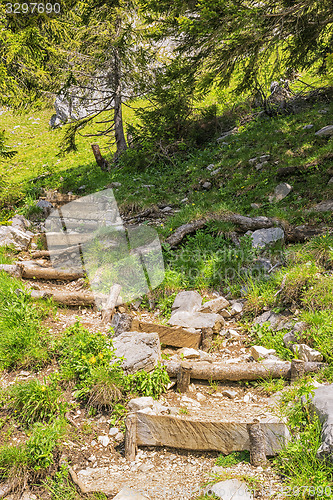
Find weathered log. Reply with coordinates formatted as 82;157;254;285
91;143;110;171
131;319;201;349
19;264;84;281
30;244;81;259
163;360;326;381
29;289;123;308
247;421;267;466
165;213;279;247
285;225;332;243
0;264;22;278
102;284;122;323
291;359;305;382
201;327;213;352
125;412;137;461
177;361;192;393
136;412;289;455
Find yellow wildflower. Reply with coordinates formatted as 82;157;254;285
89;356;96;364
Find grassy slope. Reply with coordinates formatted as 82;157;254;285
1;82;333;498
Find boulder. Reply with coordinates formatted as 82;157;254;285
112;331;161;374
198;296;230;313
313;200;333;212
269;183;293;203
113;487;149;499
292;344;323;362
293;321;309;333
207;479;254;499
250;227;285;249
250;345;276;361
216;127;238;142
315;125;333;137
128;397;154;412
171;290;202;314
0;225;32;251
168;311;224;332
253;310;291;330
309;385;333;461
9;215;31;230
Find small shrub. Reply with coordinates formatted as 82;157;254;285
302;276;333;311
124;363;170;399
303;233;333;269
43;465;78;500
26;419;66;471
278;262;320;306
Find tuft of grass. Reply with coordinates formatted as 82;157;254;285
7;376;65;426
250;323;293;361
215;451;250;467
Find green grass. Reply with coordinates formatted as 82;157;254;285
215;451;250;467
0;271;54;370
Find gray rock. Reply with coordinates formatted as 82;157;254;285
303;124;314;130
260;154;271;162
49;114;63;128
315;125;333;137
216;127;238;141
0;226;32;251
109;427;119;436
128;397;154;412
255;161;269;170
293;321;308;333
9;215;31;230
230;302;243;315
36;199;54;216
206;164;215;171
269;183;293;202
113;487;149;499
248;157;258;165
222;390;237;399
250;345;276;361
112;331;161;374
309;385;333;461
253;310;290;330
292;344;323;362
198;296;230;313
283;331;297;348
202;181;212;189
313;200;333;212
207;479;253;500
211;168;221;176
177;347;200;359
328;177;333;185
250;227;285;249
168;311;224;331
171;290;202;314
110;313;132;337
250;203;261;209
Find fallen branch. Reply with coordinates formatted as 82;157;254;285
163;360;326;381
165;213;279;247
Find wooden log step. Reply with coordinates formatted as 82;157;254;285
131;319;201;349
163;359;325;381
0;264;22;278
135;412;290;455
29;289;123;307
19;264;84;281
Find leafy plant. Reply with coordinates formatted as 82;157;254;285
124;363;170;399
26;419;66;471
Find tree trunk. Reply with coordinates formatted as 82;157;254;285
91;143;110;171
113;44;127;157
